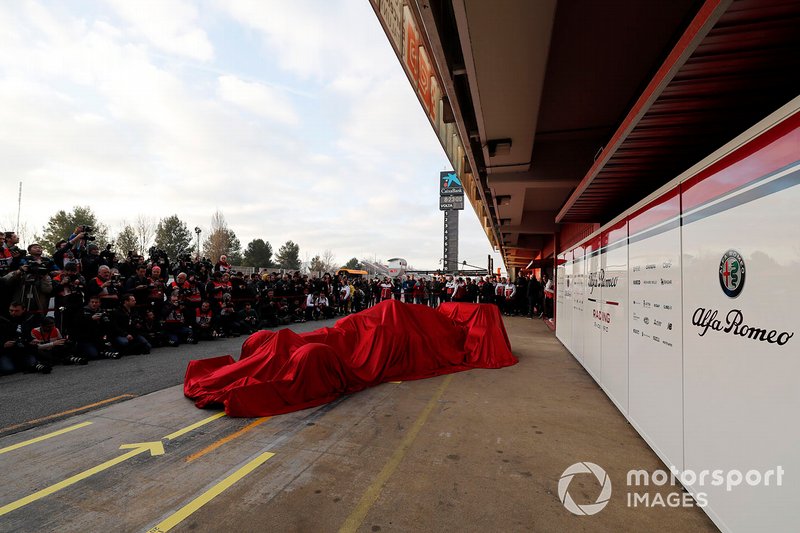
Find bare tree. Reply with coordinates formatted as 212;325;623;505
321;249;338;273
202;210;242;263
0;217;37;248
300;251;311;275
135;214;156;256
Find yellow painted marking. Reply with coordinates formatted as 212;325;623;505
185;417;270;463
0;395;135;434
0;441;164;517
120;441;165;456
164;412;226;441
339;374;453;533
0;422;93;456
388;381;402;384
146;451;275;533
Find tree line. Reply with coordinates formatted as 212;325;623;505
29;206;320;270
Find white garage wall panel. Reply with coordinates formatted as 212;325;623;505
583;239;602;381
570;247;585;365
552;96;799;533
627;189;684;470
561;250;574;354
600;222;628;414
555;252;568;346
681;118;800;532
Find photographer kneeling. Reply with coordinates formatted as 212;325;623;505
0;302;52;374
31;316;86;366
110;294;151;355
71;296;120;360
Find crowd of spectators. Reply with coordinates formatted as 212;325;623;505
1;227;553;376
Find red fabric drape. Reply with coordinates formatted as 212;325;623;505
184;300;517;417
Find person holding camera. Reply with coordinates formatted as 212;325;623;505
1;231;24;274
147;265;167;314
110;294;151;355
217;293;241;337
53;228;91;270
0;301;51;374
31;316;86;366
87;265;120;310
3;244;56;315
71;295;119;360
52;262;86;333
124;265;151;304
162;292;195;345
80;243;107;281
194;300;217;340
237;302;261;334
214;254;231;274
141;309;169;348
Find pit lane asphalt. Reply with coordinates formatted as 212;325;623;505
0;318;339;437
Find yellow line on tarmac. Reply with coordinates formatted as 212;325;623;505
339;374;453;533
0;421;93;456
0;442;162;517
146;451;275;533
164;412;226;441
0;395;135;434
185;417;270;463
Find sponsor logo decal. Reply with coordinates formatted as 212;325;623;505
719;250;745;298
691;308;793;346
588;269;619;294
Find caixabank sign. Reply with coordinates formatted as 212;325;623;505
439;171;464;197
556;100;800;532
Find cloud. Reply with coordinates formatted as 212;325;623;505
217;75;298;125
105;0;214;61
216;0;394;82
0;1;502;271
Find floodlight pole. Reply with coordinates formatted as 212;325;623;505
194;227;202;259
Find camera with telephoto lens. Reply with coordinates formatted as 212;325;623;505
80;225;96;241
24;262;50;276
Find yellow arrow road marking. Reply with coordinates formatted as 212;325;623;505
120;441;165;456
0;422;93;456
0;441;164;517
163;412;226;441
146;451;275;533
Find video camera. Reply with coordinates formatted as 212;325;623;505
148;247;169;264
23;262;50;276
79;225;96;242
100;243;115;259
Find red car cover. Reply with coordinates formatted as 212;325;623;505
184;300;517;417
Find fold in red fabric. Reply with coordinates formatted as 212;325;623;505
183;300;517;417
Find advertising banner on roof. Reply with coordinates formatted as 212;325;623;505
418;46;432;114
403;6;419;85
429;76;440;123
378;0;403;52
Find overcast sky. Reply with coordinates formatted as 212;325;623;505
0;0;502;271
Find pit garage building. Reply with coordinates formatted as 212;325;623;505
371;1;800;530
